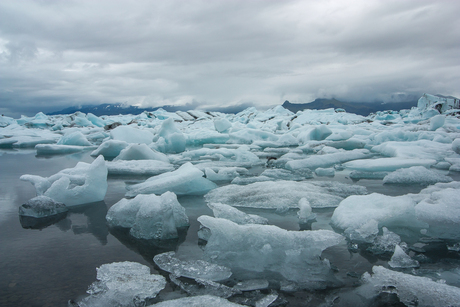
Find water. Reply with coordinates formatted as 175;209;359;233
0;151;457;306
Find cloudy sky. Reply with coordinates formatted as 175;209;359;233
1;0;459;117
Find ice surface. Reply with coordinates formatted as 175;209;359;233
169;274;241;299
150;295;244;307
126;162;217;197
366;227;401;255
297;125;332;142
205;167;248;182
358;266;460;307
349;171;388;180
452;138;460;154
18;195;68;217
315;167;335;177
214;118;232;133
344;219;379;243
198;216;344;288
260;168;313;181
78;261;166;307
388;245;419;268
57;131;91;146
154;118;186;153
430;115;445;131
233;279;269;291
383;166;452;185
285;149;370;170
297;198;316;224
20;155;108;206
35;144;96;155
343;157;437;172
110;125;154;144
207;202;268;225
331;193;425;233
91;140;129;158
106;192;189;240
153;251;232;281
181;147;261;168
205;180;367;209
114;143;169;162
106;160;174;176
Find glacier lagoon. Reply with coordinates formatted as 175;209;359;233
1;94;460;306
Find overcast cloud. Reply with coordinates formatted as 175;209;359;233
1;0;459;117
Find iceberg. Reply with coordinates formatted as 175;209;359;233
153;118;186;153
205;180;367;209
126;162;217;197
153;251;232;281
110;125;154;144
91;140;129;159
383;166;452;185
18;195;68;218
197;216;344;289
343;157;437;172
114;143;169;162
285;149;370;170
207;202;268;225
56;131;91;146
106;192;189;240
77;261;166;307
20;155;108;206
35;144;96;155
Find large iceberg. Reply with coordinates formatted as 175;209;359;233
106;192;189;240
20;156;108;206
197;215;344;289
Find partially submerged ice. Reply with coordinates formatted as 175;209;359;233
197;216;344;289
205;180;367;209
383;166;452;185
18;195;68;218
153;251;232;281
106;192;189;240
207;202;268;225
20;155;108;206
388;245;419;268
77;261;166;307
126;162;217;197
150;295;244;307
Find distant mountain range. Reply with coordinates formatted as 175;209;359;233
48;99;418;117
282;98;418;116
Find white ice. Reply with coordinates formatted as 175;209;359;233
285;149;370;170
110;125;154;144
114;143;169;163
106;160;174;176
383;166;452;185
207;202;268;225
91;140;129;159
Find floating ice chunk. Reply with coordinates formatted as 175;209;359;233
234;279;269;291
197;216;344;288
20;156;108;206
343;158;437;172
57;131;91;146
285;149;370;170
205;167;248;182
344;219;379;243
153;251;232;281
126;162;217;197
214;118;232;133
452;138;460;154
415;188;460;240
388;245;419;268
297;125;332;143
367;227;401;255
349;171;388;180
228;128;279;144
151;295;244;307
260;168;313;181
325;138;366;150
114;143;169;162
186;130;230;146
358;266;460;307
181;147;261;167
0;115;15;127
106;160;174;176
110;125;154;144
35;144;96;155
86;113;105;127
255;292;278;307
430;115;445;131
169;274;241;300
106;192;189;240
208;203;268;225
155;118;186;153
331;193;424;233
18;196;67;218
206;180;367;209
383;166;452;185
77;261;166;307
91;140;129;158
297;198;316;224
230;176;272;185
315;168;335;177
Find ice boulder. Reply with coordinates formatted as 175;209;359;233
205;180;367;209
153;251;232;281
106;192;189;240
110;125;154;144
77;261;166;307
91;140;129;159
197;216;344;289
126;162;217;197
383;166;452;185
207;203;268;225
114;143;169;162
20;156;108;206
18;195;68;218
56;131;91;146
357;266;460;307
331;193;425;234
214;118;232;133
154;118;186;153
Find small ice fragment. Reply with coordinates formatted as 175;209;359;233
18;195;67;218
234;279;269;291
388;245;419;268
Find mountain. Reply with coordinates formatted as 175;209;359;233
282;99;418;116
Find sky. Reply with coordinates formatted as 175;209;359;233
1;0;459;117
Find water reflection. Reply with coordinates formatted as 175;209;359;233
19;200;109;245
109;226;188;264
